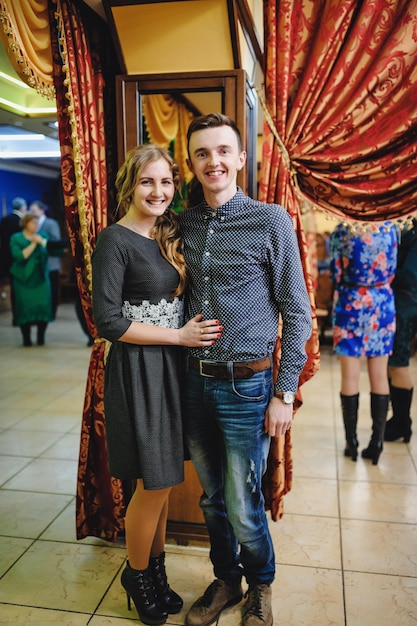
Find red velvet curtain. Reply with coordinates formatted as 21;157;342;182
48;0;123;541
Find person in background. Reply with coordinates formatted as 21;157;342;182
179;113;312;626
29;200;62;320
92;144;222;626
330;221;398;465
385;218;417;443
9;213;52;346
0;197;28;325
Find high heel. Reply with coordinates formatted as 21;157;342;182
121;561;168;625
361;441;383;465
149;551;183;614
385;416;412;442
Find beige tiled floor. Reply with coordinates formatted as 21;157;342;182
0;303;416;625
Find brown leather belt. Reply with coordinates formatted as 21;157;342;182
188;355;272;379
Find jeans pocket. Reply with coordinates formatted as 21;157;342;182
231;370;272;401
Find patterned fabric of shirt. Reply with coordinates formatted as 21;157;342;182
330;222;398;357
179;188;312;393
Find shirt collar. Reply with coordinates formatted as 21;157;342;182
201;187;245;218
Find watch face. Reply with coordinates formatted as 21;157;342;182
283;392;294;404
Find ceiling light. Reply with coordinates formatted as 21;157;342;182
0;124;60;159
0;70;30;88
0;134;46;141
0;150;60;158
0;97;56;115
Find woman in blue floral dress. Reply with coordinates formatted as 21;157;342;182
330;222;398;465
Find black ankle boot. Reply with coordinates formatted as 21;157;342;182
340;393;359;461
362;393;389;465
121;561;168;625
385;386;413;443
149;552;183;613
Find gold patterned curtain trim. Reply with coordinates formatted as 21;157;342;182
53;0;92;292
0;0;55;99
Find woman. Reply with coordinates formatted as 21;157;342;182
9;213;52;346
330;221;397;465
92;144;222;625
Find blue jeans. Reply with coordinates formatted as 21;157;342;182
183;366;275;586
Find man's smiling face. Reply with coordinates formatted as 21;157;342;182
187;124;246;208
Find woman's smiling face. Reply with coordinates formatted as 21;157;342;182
131;157;175;219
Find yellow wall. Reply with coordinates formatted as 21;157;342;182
112;0;234;74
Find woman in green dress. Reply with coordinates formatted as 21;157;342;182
9;213;52;346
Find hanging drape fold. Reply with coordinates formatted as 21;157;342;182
143;93;195;183
0;0;54;98
260;0;417;222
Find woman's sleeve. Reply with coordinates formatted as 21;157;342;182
92;228;132;342
9;234;25;263
9;235;38;282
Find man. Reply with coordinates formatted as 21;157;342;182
179;113;312;626
0;197;27;324
386;218;417;444
29;200;62;320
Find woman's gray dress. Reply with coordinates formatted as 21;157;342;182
92;224;184;489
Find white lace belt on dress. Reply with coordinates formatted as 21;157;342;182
122;297;183;329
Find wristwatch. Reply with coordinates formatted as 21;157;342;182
274;391;295;404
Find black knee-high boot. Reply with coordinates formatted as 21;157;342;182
385;386;413;443
20;323;32;347
362;393;389;465
340;393;359;461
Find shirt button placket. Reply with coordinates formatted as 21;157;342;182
202;218;214;339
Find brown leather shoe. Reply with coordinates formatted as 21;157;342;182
242;584;273;626
185;579;243;626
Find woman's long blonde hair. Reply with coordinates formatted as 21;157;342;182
115;145;187;297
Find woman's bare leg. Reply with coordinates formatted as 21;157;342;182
367;356;390;394
340;356;361;395
389;364;413;390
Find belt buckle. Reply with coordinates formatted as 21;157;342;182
199;359;216;378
